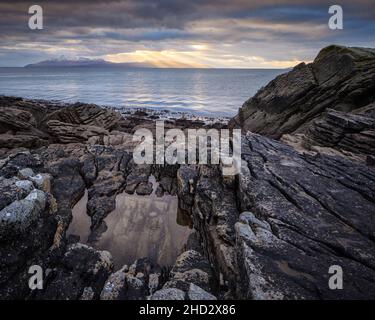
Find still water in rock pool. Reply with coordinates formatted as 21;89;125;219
67;176;192;269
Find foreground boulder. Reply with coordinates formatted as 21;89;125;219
0;164;57;299
238;137;375;299
100;258;159;300
0;189;46;240
34;244;113;300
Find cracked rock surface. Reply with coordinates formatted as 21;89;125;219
236;133;375;299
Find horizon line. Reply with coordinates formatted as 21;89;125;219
0;65;293;70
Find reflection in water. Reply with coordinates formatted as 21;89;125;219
68;176;192;269
67;189;90;242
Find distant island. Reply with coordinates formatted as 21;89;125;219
25;58;153;68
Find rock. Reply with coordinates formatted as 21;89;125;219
0;133;45;149
164;269;211;292
36;243;113;300
155;185;164;197
86;151;126;229
47;156;86;225
46;120;110;144
184;164;239;296
123;275;148;300
177;131;375;300
128;257;160;276
100;267;127;300
135;182;153;195
15;180;34;193
0;107;49;148
148;273;160;294
101;131;138;150
30;173;52;192
177;165;198;211
230;45;375;143
367;155;375;166
171;250;212;276
100;262;152;300
0;108;36;132
238;211;272;231
150;288;186;300
124;165;151;194
300;108;375;158
42;102;122;130
134;110;148;117
0;167;57;299
0;189;46;240
0;177;30;209
186;232;203;254
158;176;176;195
234;132;375;299
161;250;214;294
80;287;95;300
0;152;43;178
67;234;80;244
187;283;217;300
18;168;35;179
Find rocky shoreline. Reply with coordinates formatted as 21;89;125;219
1;45;375;300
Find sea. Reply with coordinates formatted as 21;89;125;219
0;67;285;117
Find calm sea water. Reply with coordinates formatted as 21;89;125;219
0;67;284;116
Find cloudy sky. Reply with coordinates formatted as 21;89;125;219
0;0;374;68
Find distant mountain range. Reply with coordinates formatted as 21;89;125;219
25;58;153;68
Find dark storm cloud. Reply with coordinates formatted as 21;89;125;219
0;0;374;66
2;0;374;30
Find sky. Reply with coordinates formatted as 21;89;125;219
0;0;374;68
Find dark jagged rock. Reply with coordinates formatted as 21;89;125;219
100;258;163;300
236;133;375;299
175;132;375;299
177;164;239;298
368;155;375;166
302;107;375;158
230;46;375;145
150;288;186;300
34;243;113;300
149;249;217;300
0;164;57;299
42;103;122;130
46;120;110;144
